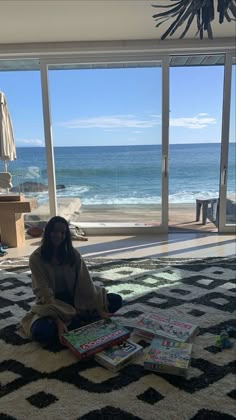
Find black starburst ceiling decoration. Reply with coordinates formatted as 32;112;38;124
152;0;236;39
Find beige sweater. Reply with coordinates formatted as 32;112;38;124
19;247;108;337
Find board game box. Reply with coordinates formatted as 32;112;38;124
144;338;193;377
94;339;143;372
61;318;130;359
132;313;198;343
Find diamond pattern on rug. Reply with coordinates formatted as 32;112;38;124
137;387;164;405
0;257;235;420
187;309;206;317
227;389;236;400
27;391;58;408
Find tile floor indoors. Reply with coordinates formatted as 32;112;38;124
2;232;235;260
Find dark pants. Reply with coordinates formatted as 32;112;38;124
31;292;123;346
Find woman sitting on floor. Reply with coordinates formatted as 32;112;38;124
19;216;122;348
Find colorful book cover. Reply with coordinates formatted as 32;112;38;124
94;339;143;372
62;318;130;359
133;313;198;342
144;338;192;377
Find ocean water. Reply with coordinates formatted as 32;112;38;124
7;143;236;205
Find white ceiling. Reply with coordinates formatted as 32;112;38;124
0;0;235;45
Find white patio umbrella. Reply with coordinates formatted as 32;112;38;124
0;91;16;172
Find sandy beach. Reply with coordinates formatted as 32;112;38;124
24;197;217;232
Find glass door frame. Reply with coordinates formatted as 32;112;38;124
218;52;235;233
161;56;169;231
40;54;169;234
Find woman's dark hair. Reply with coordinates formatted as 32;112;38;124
41;216;75;265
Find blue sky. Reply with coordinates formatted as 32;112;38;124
0;64;235;147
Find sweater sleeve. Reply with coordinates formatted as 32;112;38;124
73;250;108;312
29;252;55;304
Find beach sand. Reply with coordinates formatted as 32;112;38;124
25;197;217;233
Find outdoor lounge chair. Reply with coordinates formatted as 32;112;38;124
225;198;236;223
207;198;236;226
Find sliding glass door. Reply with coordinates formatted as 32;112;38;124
168;54;224;232
0;59;50;222
47;63;165;230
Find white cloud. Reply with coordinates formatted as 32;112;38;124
59;113;216;131
16;138;43;146
59;114;160;129
170;114;216;129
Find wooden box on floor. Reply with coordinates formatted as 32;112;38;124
0;194;37;247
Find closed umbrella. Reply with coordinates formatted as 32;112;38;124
0;91;16;172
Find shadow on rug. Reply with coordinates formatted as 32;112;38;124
0;257;235;420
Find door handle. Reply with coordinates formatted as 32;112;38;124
221;166;227;186
163;155;168;177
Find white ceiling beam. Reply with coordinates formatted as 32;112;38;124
0;38;235;60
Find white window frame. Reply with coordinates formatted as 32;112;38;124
0;39;235;234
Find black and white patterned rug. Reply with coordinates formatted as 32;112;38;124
0;257;235;420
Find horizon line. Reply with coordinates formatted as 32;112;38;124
15;142;235;148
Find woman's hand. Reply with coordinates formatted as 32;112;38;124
98;310;119;319
99;311;111;319
56;319;68;343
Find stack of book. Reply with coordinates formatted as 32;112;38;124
62;313;198;376
62;318;130;360
144;338;192;377
62;318;143;371
131;313;198;377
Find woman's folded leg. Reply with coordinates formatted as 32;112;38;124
107;293;123;313
31;317;58;346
